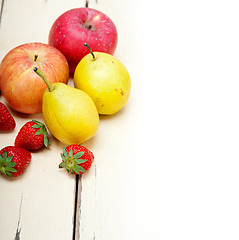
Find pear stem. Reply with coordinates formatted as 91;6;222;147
33;67;54;92
84;43;95;60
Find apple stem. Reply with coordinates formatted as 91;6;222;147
84;43;95;61
34;54;38;61
33;67;54;92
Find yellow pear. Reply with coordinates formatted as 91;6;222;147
34;67;99;145
73;43;131;115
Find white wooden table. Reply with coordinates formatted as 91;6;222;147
1;0;239;239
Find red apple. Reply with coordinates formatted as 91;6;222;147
0;42;69;114
48;7;118;74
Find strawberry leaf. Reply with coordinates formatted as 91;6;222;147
75;159;87;164
2;151;7;160
69;148;73;158
8;162;16;168
35;129;44;135
59;162;67;168
6;155;13;163
60;153;67;161
73;151;84;159
73;165;86;174
78;166;86;173
44;134;50;147
31;124;41;129
73;165;81;174
63;148;68;158
32;120;43;125
31;120;50;147
6;171;13;177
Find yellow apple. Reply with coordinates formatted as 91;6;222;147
73;44;131;115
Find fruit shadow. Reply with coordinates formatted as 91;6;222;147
0;171;24;182
0;94;43;119
99;106;127;121
12;111;43;121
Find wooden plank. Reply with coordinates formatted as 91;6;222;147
79;0;239;239
0;0;86;240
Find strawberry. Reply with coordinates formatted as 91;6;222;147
0;146;31;177
15;120;50;150
0;102;16;131
59;145;94;175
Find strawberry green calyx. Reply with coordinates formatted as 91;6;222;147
59;147;87;175
31;120;50;147
0;151;17;177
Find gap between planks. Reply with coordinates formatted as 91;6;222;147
12;169;83;240
14;195;23;240
0;0;5;28
73;1;98;239
73;174;82;240
85;0;98;8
